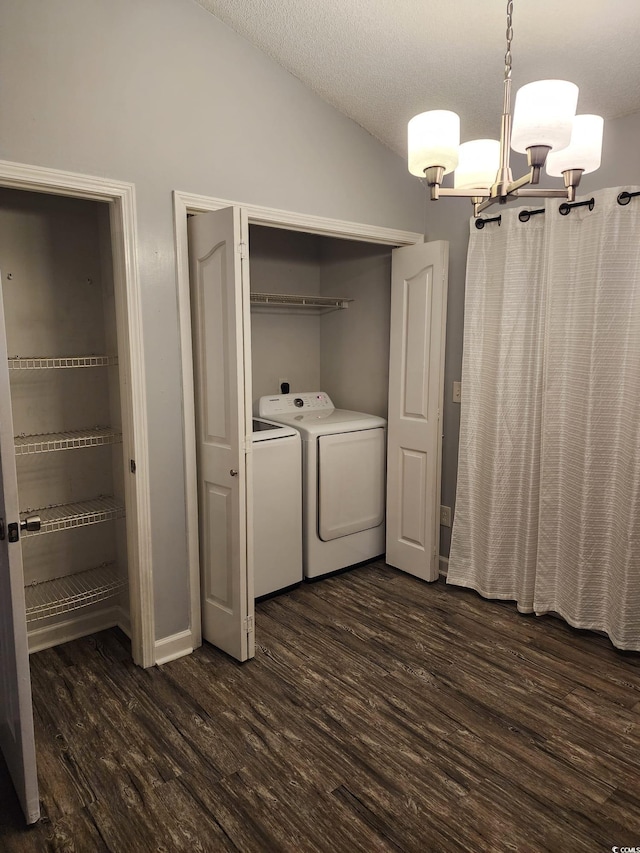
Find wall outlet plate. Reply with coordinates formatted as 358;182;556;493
440;505;452;527
452;381;462;404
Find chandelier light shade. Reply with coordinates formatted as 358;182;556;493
407;0;604;216
454;140;501;190
408;110;460;177
546;114;605;177
511;80;579;154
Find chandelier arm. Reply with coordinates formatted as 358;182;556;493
474;186;571;217
474;195;502;216
503;170;539;195
436;188;491;199
515;188;571;199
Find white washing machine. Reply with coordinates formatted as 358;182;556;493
256;393;386;579
252;418;303;597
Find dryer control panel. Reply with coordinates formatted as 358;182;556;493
257;392;334;416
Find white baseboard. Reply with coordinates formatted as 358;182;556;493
154;629;195;666
27;606;120;654
439;555;449;577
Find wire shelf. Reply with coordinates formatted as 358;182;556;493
250;292;353;313
8;355;118;370
15;427;123;455
24;563;127;623
20;496;126;536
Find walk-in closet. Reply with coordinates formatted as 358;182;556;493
0;188;131;655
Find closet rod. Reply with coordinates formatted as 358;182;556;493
250;292;353;310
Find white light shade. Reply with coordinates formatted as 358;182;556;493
511;80;579;153
546;114;604;176
454;139;501;189
408;110;460;176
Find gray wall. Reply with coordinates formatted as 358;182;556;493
0;0;426;642
320;241;392;419
250;227;392;418
249;226;322;399
425;109;640;557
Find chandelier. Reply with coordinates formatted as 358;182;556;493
408;1;604;217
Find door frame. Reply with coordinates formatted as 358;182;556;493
0;159;155;668
173;190;424;648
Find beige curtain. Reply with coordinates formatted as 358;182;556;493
448;186;640;651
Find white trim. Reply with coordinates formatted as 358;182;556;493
0;159;155;668
439;555;449;577
174;192;425;246
173;191;425;648
27;607;121;655
154;629;194;666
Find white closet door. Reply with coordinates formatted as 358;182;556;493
386;241;448;581
0;276;40;824
188;208;254;662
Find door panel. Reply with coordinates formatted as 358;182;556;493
386;241;448;581
0;275;40;824
188;208;254;661
398;448;427;547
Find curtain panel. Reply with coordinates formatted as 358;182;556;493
448;186;640;651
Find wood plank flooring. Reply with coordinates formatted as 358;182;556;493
2;560;640;852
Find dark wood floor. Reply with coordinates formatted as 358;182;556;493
2;561;640;852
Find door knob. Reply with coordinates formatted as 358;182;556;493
20;515;41;533
230;469;238;477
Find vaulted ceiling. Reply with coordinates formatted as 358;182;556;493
194;0;640;159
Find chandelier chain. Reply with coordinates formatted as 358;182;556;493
504;0;513;81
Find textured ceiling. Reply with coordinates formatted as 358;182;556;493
193;0;640;159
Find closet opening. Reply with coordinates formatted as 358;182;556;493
248;224;392;422
175;191;443;665
0;185;150;663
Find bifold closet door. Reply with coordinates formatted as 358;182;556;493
188;206;255;662
386;240;448;581
0;275;39;824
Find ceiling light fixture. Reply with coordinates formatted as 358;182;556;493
408;1;604;217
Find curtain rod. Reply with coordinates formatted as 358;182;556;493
476;188;639;228
618;190;640;205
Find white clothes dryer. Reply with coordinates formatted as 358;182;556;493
256;393;386;579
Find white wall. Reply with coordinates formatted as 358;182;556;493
0;0;425;642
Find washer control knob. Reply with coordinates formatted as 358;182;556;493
294;397;304;408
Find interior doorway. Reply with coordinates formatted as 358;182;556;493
0;159;155;668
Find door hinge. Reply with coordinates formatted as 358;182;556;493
130;459;136;474
238;241;248;259
243;615;254;634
